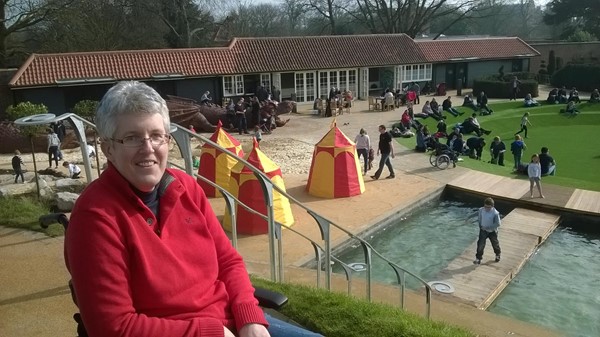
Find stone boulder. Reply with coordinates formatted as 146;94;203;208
56;192;79;212
55;178;86;193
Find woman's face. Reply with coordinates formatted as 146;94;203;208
102;113;169;192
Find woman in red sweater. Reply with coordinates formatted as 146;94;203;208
65;81;321;337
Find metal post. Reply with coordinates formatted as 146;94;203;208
255;174;278;282
30;136;41;200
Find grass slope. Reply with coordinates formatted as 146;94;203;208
252;277;474;337
396;101;600;191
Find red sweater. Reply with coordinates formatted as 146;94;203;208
65;165;267;337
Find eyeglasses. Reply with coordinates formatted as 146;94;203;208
111;134;171;148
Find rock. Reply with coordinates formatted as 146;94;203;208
0;182;35;197
55;178;86;193
56;192;79;212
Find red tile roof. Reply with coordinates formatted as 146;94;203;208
9;35;539;88
416;37;540;62
9;34;427;88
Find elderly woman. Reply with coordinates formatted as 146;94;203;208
65;81;321;337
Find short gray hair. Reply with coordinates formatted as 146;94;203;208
96;81;170;139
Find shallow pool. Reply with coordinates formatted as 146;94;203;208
333;199;478;288
488;226;600;337
333;200;600;336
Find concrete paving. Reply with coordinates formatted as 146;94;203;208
0;89;567;337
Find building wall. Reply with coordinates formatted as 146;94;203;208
0;69;18;120
528;42;600;74
468;60;513;86
13;87;66;114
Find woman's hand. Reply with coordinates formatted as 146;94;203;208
238;323;270;337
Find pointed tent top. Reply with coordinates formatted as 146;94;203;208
236;142;280;174
316;124;354;147
217;120;223;127
206;122;241;148
253;137;259;149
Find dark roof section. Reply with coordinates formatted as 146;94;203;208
9;34;427;88
416;37;540;62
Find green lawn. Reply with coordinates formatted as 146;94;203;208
396;101;600;191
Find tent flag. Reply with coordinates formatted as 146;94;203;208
197;121;244;197
222;139;294;235
306;125;364;198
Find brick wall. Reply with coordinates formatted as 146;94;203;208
529;42;600;74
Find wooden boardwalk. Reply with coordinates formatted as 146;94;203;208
447;171;600;216
434;208;561;310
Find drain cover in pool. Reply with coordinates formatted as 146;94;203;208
427;281;455;294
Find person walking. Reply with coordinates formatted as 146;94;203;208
527;154;544;199
354;128;370;175
474;197;502;265
371;125;395;180
12;149;25;183
510;135;526;171
515;112;532;138
510;76;521;101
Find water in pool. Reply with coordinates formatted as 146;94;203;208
488;226;600;337
334;200;600;336
333;199;478;288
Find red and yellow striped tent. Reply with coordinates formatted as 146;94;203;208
306;124;365;198
197;121;244;197
223;139;294;235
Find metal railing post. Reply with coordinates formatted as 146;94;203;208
255;173;278;282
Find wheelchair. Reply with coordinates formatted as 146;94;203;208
428;143;457;170
39;213;290;337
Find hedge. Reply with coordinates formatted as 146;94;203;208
473;79;539;98
550;64;600;92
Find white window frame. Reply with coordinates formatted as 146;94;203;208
260;73;271;90
399;64;432;84
223;75;245;96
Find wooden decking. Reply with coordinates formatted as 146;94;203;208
447;171;600;216
434;208;561;310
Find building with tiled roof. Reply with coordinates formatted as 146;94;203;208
7;34;539;113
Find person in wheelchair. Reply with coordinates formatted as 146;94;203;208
65;81;321;337
434;139;458;167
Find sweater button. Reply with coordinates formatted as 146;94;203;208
155;229;161;235
146;218;153;225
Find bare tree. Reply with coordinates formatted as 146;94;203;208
0;0;74;66
350;0;481;38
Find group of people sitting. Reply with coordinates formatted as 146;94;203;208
546;86;585;104
313;87;353;117
461;92;494;115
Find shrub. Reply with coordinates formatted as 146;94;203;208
72;100;99;122
6;102;49;136
473;72;539;98
548;50;556;75
6;101;49;121
550;64;600;91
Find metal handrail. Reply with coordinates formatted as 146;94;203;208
18;112;434;319
172;124;433;318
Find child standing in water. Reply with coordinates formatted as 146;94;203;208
527;154;544;198
515;112;532;138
